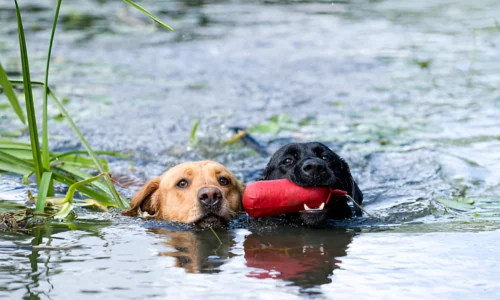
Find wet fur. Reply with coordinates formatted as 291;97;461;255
122;161;245;227
259;142;363;220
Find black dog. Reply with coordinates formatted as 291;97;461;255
258;142;363;225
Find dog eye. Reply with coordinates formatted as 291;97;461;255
218;177;230;186
176;179;190;189
321;155;331;163
282;158;294;166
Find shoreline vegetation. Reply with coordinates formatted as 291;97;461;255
0;0;173;228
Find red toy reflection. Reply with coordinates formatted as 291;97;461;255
244;227;355;287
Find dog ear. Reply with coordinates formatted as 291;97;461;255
339;158;363;216
257;165;274;181
121;177;161;217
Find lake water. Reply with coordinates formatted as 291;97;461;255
1;0;500;299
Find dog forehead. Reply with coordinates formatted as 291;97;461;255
199;160;228;174
303;142;341;157
276;143;303;157
165;161;228;178
275;142;327;157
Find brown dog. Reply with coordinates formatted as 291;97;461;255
121;161;245;228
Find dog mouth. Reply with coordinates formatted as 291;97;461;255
299;207;328;227
194;213;228;229
300;203;328;227
303;202;325;211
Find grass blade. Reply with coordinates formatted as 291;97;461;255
6;81;130;209
42;0;63;195
123;0;174;31
10;80;44;87
46;89;128;208
35;172;53;212
0;161;32;175
0;63;26;124
54;172;108;219
56;164;111;193
0;139;32;149
209;227;223;244
190;118;201;146
14;0;43;185
53;150;131;160
54;202;72;219
0;149;35;171
50;172;117;207
0;148;33;160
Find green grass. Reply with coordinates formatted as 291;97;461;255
42;0;62;197
0;64;25;124
14;0;44;186
0;0;172;221
36;172;53;212
123;0;174;31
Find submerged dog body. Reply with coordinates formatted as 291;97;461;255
258;142;363;222
122;161;245;228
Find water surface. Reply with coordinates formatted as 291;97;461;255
1;0;500;298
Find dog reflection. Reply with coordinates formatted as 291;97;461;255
244;227;355;287
150;228;235;274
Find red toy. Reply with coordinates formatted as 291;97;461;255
242;179;347;218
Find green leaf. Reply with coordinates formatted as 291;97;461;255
268;113;292;124
123;0;174;31
42;0;63;196
0;139;32;150
56;164;111;193
51;172;116;207
190;118;201;145
54;172;109;219
1;83;129;209
209;227;222;244
0;161;32;175
54;154;109;171
52;150;131;159
435;197;475;211
36;172;53;212
249;122;280;134
249;113;296;135
0;149;35;171
46;89;128;208
0;63;25;124
54;202;72;219
0;148;33;160
14;0;44;185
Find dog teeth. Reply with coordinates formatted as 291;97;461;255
303;202;325;211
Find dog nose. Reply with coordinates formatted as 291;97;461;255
301;159;327;176
198;187;222;208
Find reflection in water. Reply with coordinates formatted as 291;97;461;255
0;226;51;299
244;227;355;288
150;228;236;274
0;220;111;299
151;226;356;289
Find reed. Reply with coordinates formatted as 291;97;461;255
0;0;172;219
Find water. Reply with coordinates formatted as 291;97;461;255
1;0;500;298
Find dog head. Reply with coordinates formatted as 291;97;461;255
258;142;363;220
122;161;245;228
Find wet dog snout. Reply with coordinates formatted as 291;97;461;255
301;159;327;177
198;187;223;209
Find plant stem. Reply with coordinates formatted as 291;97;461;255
14;0;43;185
42;0;63;196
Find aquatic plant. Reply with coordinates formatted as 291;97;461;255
0;0;172;222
